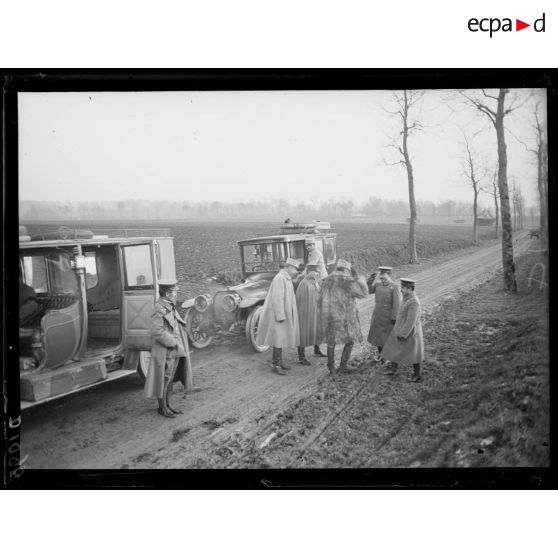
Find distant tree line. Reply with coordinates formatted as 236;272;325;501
18;197;511;222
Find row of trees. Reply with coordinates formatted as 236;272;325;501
19;197;503;222
386;88;547;292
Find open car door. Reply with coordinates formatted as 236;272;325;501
120;242;157;350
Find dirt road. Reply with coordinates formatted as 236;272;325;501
21;232;531;469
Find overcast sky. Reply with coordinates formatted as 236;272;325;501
18;89;545;207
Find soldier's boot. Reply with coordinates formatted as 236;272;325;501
271;347;285;375
374;346;383;362
297;346;311;366
165;380;183;415
386;361;398;376
338;342;355;373
409;363;422;383
327;345;337;373
277;348;291;371
313;345;327;357
158;378;176;418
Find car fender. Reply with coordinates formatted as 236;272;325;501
181;298;195;309
238;297;264;309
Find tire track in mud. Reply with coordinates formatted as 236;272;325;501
21;233;530;468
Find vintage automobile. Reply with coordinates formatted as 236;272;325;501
181;221;338;352
18;226;178;408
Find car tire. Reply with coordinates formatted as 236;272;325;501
245;305;269;353
137;350;151;381
185;308;213;349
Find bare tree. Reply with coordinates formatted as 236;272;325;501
461;134;485;244
459;88;525;292
383;90;425;263
489;166;499;238
528;104;548;239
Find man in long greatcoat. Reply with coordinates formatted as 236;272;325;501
295;264;323;365
367;266;401;362
256;257;300;374
381;278;424;382
318;259;368;373
144;281;191;417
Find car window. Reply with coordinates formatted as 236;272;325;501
21;254;48;293
84;251;98;289
122;244;154;288
289;241;305;260
242;243;284;272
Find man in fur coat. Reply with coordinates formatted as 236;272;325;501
318;259;368;373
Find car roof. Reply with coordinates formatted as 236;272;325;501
238;233;335;245
19;236;173;250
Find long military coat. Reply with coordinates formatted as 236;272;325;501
367;279;402;346
144;297;189;399
318;271;368;345
256;269;300;349
296;273;322;347
381;291;424;365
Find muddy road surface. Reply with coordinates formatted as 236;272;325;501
21;232;531;468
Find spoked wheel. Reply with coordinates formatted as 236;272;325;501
245;305;269;353
185;308;213;349
137;350;151;381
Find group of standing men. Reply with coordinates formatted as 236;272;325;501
143;240;424;419
256;240;424;382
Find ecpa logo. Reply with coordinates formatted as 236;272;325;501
468;12;546;37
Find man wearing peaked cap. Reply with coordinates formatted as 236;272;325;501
367;266;401;364
144;279;192;417
381;277;424;382
256;257;300;374
305;239;328;280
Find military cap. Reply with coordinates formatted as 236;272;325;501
400;277;416;287
378;266;393;272
159;277;178;288
285;257;300;269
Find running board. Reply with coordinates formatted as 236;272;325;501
20;367;139;410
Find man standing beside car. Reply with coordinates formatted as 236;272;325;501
319;259;368;373
367;266;401;364
305;239;328;281
256;257;300;374
144;280;191;417
295;264;323;365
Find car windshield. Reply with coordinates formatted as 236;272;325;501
241;242;287;273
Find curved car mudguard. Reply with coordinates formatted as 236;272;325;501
238;297;264;308
181;299;195;309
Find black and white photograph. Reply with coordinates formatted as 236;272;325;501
3;71;553;487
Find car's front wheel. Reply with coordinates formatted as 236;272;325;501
245;305;269;353
185;308;213;349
